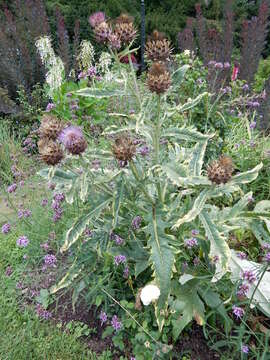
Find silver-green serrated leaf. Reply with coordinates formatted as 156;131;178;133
76;87;125;98
228;163;263;185
50;267;81;294
162;127;214;142
162;163;211;187
188;140;208;176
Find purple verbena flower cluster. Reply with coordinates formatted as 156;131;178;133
110;233;124;246
236;251;248;260
36;304;52;320
2;223;11;234
44;254;57;267
114;254;126;266
18;209;32;219
111;315;122;331
131;216;142;230
7;183;17;193
51;193;65;222
100;311;107;325
232;305;245;318
16;235;29;247
184;237;198;249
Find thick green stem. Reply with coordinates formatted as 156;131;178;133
129;160;154;205
128;53;141;108
153;95;163;202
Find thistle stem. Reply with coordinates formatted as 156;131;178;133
153;95;163;202
128;53;141;108
129;160;154;205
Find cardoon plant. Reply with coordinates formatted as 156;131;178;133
38;13;270;354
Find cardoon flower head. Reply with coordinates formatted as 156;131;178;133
59;126;87;155
2;223;11;234
242;270;257;283
44;254;57;267
132;216;142;230
232;305;244;318
7;183;17;193
184;237;198;249
88;11;106;28
111;315;122;331
100;311;107;325
237;251;247;260
17;235;29;247
241;345;249;354
114;254;126;266
46;103;55;112
237;283;250;297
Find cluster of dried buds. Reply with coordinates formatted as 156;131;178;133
112;135;136;166
145;30;172;95
38;114;87;166
89;12;137;51
207;156;234;184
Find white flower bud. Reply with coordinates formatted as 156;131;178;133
140;284;160;306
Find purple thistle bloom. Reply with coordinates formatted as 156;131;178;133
44;254;57;267
232;305;245;318
111;315;122;331
250;121;256;129
41;199;48;207
7;183;17;193
237;283;250;297
132;216;142;230
88;11;106;27
100;311;107;325
59;126;83;147
114;254;126;266
184;237;198;249
2;223;11;234
237;251;247;260
17;235;29;247
241;345;249;354
242;270;257;284
46;103;55;112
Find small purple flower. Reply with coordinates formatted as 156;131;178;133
66;92;72;97
100;311;107;325
208;60;216;66
247;195;254;203
111;315;122;331
232;305;245;318
46;103;55;112
242;84;249;91
264;252;270;262
130;357;136;360
36;304;52;320
191;229;199;236
250;121;256;130
53;193;65;202
5;266;13;277
114;254;126;266
44;254;57;267
87;66;97;77
237;252;247;260
184;237;198;249
78;71;87;80
41;199;48;207
18;210;24;219
16;281;24;289
138;146;150;156
84;228;93;237
193;257;200;266
113;234;124;246
23;209;32;218
237;283;250;297
53;209;63;222
234;143;240;149
249;140;256;148
132;216;142;230
123;266;129;278
17;235;29;247
7;183;17;193
40;243;50;251
70;103;79;111
212;255;219;264
2;223;11;234
51;200;61;210
242;270;257;284
261;243;270;250
241;345;249;354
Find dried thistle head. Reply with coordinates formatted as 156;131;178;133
112;136;136;162
147;62;171;94
39;114;64;140
145;30;172;62
107;32;121;50
94;21;111;43
114;13;137;44
207;156;234;184
38;139;64;166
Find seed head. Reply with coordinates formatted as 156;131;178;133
145;30;172;61
38;139;64;166
112;136;136;163
94;21;111;43
147;62;171;94
114;14;137;44
39;114;64;140
207;156;234;184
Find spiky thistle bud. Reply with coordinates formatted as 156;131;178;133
38;139;64;166
147;62;171;94
112;136;136;163
114;14;137;44
58;126;87;155
94;21;111;43
207;156;234;184
107;32;121;50
145;30;172;62
39;114;64;140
